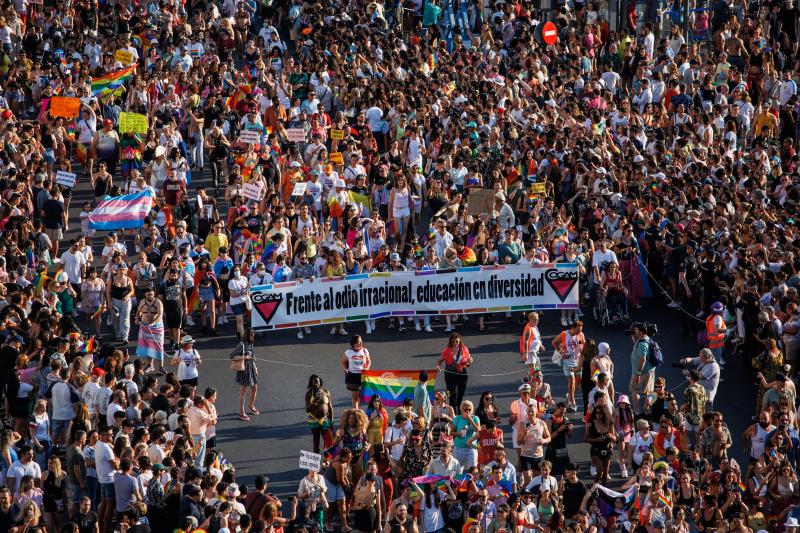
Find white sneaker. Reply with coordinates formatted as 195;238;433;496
305;327;311;334
366;324;372;334
667;301;680;308
561;317;567;326
330;327;337;335
620;463;628;478
719;357;727;366
338;328;348;336
590;465;597;477
297;330;304;339
425;326;433;333
186;316;195;327
415;323;421;331
445;326;454;332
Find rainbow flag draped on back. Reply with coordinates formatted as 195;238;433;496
359;369;438;408
91;64;138;96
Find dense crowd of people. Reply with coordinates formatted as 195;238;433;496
0;0;795;528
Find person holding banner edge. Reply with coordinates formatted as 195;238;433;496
436;333;473;409
341;334;372;410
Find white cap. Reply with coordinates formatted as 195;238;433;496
598;342;610;355
633;154;644;163
595;167;607;175
290;161;301;168
335;179;346;188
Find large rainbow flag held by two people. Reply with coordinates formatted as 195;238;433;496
359;369;438;408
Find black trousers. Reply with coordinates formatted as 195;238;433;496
445;371;468;408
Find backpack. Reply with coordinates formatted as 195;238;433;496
446;500;464;522
640;337;663;368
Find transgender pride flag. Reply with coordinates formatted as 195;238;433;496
88;190;154;230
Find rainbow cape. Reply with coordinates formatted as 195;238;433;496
359;369;438;408
91;64;138;96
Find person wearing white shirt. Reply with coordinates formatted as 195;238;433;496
632;80;653;113
494;194;515;231
600;66;621;96
365;105;384;133
780;72;798;106
5;446;42;492
642;24;655;59
60;239;87;289
432;220;454;260
427;445;461;477
94;428;118;532
384;415;409;467
106;390;126;427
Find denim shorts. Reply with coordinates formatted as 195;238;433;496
231;303;247;316
562;361;581;377
67;482;85;503
52;419;70;437
100;482;116;500
324;477;346;501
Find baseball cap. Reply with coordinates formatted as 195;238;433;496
92;367;106;377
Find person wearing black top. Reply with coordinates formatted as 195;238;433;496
677;240;702;336
559;463;586;520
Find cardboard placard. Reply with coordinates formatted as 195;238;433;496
115;50;134;65
286;128;306;142
118;112;148;134
329;152;344;165
238;130;261;144
291;182;307;197
49;96;81;119
530;182;547;195
299;450;322;472
56;171;77;188
242;182;264;202
467;189;496;216
330;129;344;140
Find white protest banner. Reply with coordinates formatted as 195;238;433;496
251;263;579;330
299;450;322;472
291;182;307;197
242;182;263;201
286;128;306;142
238;130;261;144
56;171;77;188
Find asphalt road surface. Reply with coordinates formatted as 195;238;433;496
59;165;758;498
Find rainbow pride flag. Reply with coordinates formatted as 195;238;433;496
359;369;438;408
91;64;138;96
79;337;96;354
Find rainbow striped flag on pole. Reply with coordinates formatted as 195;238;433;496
87;190;154;230
359;369;438;408
91;64;138;96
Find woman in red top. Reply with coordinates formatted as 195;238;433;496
600;261;629;320
435;333;473;408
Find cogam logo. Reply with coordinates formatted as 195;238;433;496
251;292;283;327
545;269;578;303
